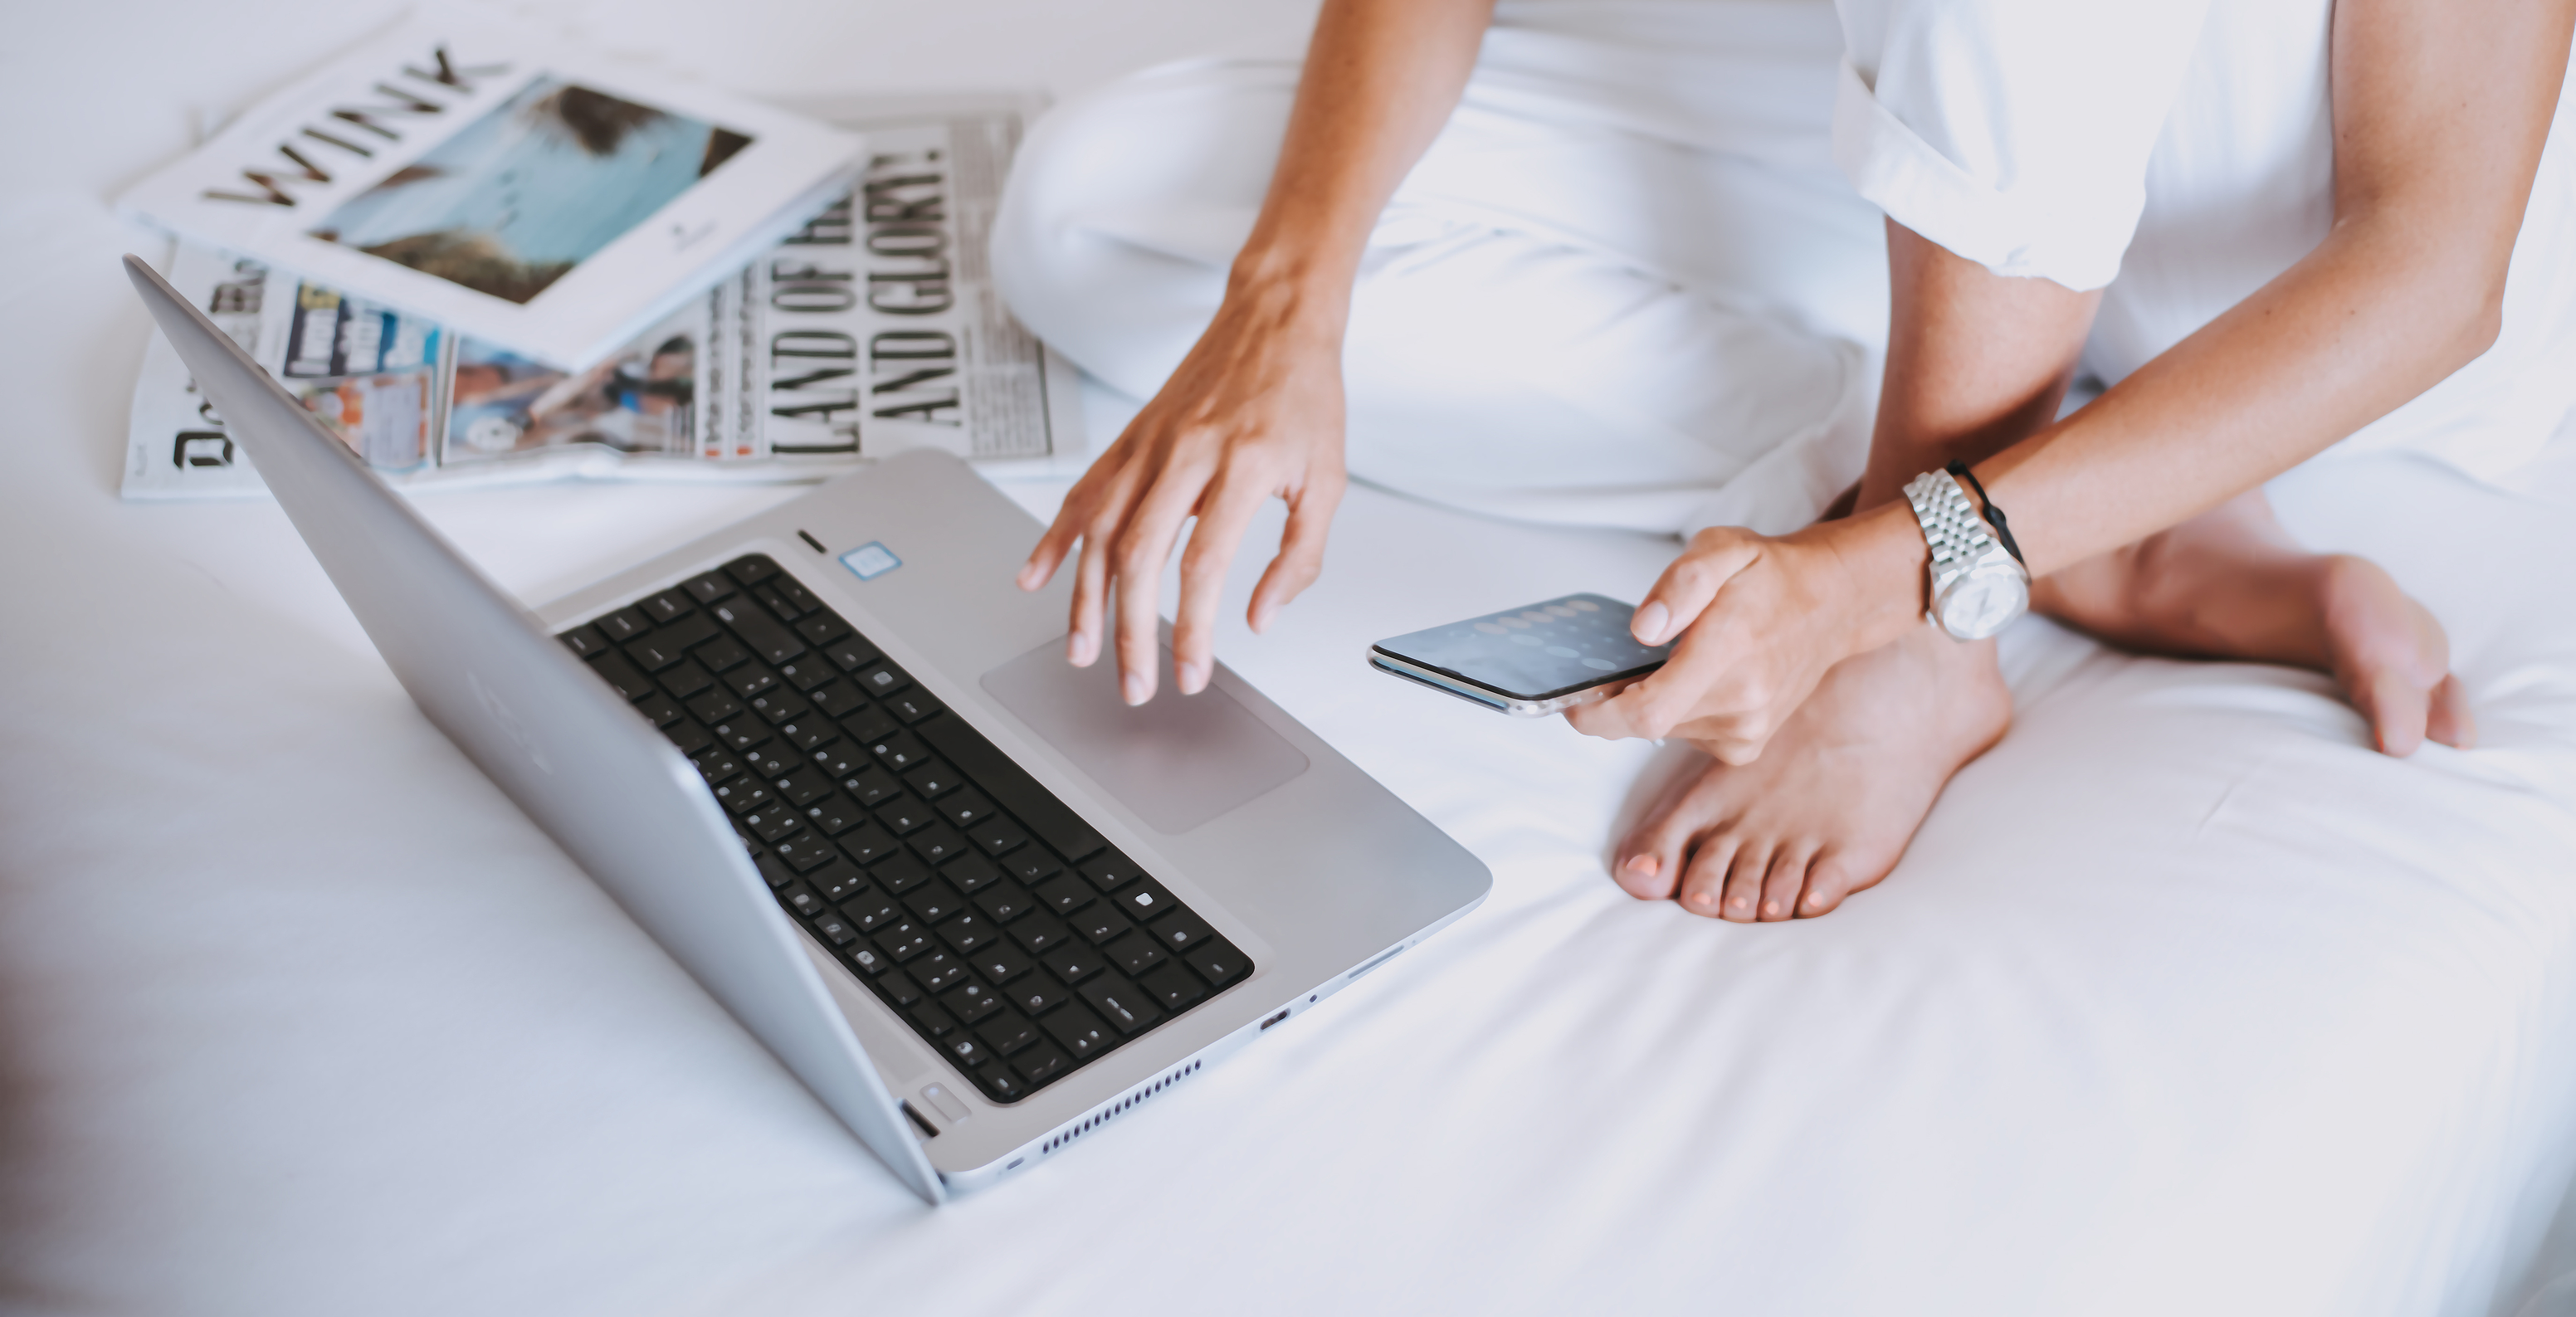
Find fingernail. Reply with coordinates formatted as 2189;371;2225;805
1122;671;1149;705
1178;660;1208;694
1634;601;1670;644
1068;632;1096;666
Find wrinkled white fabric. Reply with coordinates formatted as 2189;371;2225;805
1837;0;2576;482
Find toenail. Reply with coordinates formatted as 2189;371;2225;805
1691;891;1714;906
1806;894;1824;910
1731;896;1748;910
1763;900;1778;915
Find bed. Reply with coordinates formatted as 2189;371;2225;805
4;2;2573;1314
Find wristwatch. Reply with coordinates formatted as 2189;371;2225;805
1903;466;2030;641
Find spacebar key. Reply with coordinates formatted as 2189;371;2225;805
916;715;1106;862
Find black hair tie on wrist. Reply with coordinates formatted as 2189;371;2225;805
1945;460;2026;567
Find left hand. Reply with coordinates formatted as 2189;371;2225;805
1565;510;1921;763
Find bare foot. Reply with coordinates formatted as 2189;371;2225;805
2033;490;2474;755
1610;627;2012;921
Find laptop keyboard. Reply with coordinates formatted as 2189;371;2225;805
556;553;1254;1105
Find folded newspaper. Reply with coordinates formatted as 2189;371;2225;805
124;95;1088;498
115;12;863;370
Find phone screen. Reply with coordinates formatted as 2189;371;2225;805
1371;593;1671;701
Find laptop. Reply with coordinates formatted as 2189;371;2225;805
124;254;1490;1203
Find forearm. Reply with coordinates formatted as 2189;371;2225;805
1229;0;1496;322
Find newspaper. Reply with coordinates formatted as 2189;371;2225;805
123;95;1087;499
114;12;865;370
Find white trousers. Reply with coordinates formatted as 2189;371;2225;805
991;0;1889;537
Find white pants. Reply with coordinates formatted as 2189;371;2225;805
991;0;1889;537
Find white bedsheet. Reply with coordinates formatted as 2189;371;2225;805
6;3;2575;1315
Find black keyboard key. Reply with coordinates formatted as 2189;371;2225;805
691;747;743;786
749;689;811;726
871;853;934;895
742;807;802;844
710;598;806;666
968;817;1027;857
683;569;738;603
914;951;968;993
978;1013;1040;1056
915;716;1108;862
1033;873;1093;918
938;911;996;957
1073;905;1132;947
559;624;607;657
841;891;898;932
1009;912;1073;957
685;688;743;724
878;970;924;1007
812;908;861;946
805;681;866;718
934;788;997;831
839;763;903;807
944;980;1007;1026
876;797;935;836
1003;849;1063;885
808;861;867;903
1009;972;1071;1016
711;778;772;815
839;706;900;745
973;881;1033;924
1078;979;1163;1037
883;689;944;724
1081;852;1145;893
868;730;930;771
658;661;715;702
745;744;795;779
905;758;962;799
775;653;838;692
876;920;933;963
906;822;970;866
695;637;749;673
724;554;778;586
775;573;824;612
975;1061;1024;1101
708;718;768;754
754;852;797;890
794;612;851;645
1104;931;1167;978
779;766;834;807
780;882;827;919
902;881;967;924
596;606;651;641
943;854;1001;896
968;942;1034;986
624;623;707;672
824;637;881;671
640;587;696;624
1012;1041;1071;1085
1144;906;1217;954
1139;962;1205;1012
723;664;780;701
590;650;656;702
771;832;838;871
910;1002;956;1037
847;944;891;977
835;820;900;865
853;663;911;698
665;719;714;756
1043;944;1105;986
806;795;866;837
1184;939;1250;989
1112;875;1183;924
777;718;835;754
1043;1005;1115;1061
634;691;684;728
754;583;803;623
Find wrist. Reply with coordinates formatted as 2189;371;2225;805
1805;500;1933;653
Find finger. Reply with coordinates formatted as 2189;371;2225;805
1632;531;1763;645
1022;439;1129;592
1110;469;1208;704
1249;468;1344;633
1068;503;1115;668
1170;474;1269;695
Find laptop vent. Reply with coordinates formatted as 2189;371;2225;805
1038;1059;1203;1156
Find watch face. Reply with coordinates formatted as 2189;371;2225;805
1937;570;2029;640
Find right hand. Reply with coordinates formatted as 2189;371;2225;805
1017;279;1349;704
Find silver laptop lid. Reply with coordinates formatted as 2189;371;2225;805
120;254;944;1203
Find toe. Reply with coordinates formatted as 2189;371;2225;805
1721;846;1770;924
1796;852;1869;917
1758;847;1813;923
2426;673;2477;749
2359;666;2432;758
1675;839;1739;919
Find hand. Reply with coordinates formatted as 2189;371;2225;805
1017;280;1349;704
1565;507;1925;761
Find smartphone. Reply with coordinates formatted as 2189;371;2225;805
1368;593;1672;716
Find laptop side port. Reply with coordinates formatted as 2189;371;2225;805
1260;1008;1290;1031
900;1100;940;1140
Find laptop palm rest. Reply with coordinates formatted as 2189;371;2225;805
980;641;1309;836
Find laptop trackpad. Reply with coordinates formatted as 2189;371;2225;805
980;640;1310;835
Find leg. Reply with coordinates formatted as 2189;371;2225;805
2033;490;2475;754
1612;223;2098;919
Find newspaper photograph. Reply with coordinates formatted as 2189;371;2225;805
112;12;864;369
124;95;1087;500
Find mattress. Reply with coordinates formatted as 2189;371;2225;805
7;4;2576;1314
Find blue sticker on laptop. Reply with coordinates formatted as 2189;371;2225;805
840;542;902;581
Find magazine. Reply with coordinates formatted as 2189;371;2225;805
114;12;863;369
123;95;1088;499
